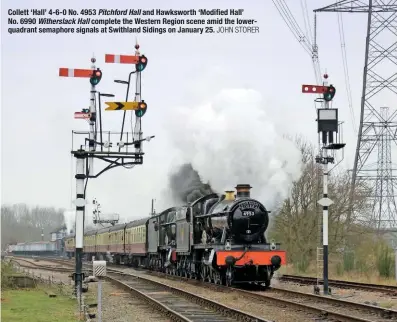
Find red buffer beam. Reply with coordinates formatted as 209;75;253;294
59;68;94;78
302;84;327;94
105;54;139;64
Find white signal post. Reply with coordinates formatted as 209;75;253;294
62;45;153;308
89;57;96;176
321;74;330;296
302;74;345;296
59;57;101;307
105;42;145;154
133;44;143;153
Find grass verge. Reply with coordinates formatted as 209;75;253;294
279;263;396;285
1;285;79;322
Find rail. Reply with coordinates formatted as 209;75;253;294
279;274;397;295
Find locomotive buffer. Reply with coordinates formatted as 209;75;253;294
302;74;346;295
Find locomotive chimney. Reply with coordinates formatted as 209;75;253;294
235;184;252;198
225;190;235;201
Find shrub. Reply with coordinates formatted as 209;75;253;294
377;244;394;278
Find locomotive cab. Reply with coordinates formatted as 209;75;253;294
158;208;177;246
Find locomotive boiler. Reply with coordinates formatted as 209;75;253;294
196;185;270;245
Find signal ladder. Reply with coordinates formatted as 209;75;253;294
316;246;323;286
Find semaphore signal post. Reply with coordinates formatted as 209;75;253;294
59;43;154;310
302;73;346;296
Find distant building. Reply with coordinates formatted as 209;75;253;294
50;225;68;242
49;225;68;255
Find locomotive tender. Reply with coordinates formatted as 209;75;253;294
64;184;286;286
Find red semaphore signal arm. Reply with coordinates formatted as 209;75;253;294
105;54;139;64
302;84;327;94
59;68;94;78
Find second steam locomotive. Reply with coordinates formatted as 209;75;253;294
62;184;286;286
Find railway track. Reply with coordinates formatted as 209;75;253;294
146;270;397;322
279;274;397;295
9;257;118;276
10;257;271;322
10;256;397;321
107;271;271;322
9;257;74;273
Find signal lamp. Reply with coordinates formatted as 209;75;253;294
323;85;336;102
90;68;102;86
136;55;148;72
135;100;147;117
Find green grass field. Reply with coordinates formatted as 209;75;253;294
1;286;79;322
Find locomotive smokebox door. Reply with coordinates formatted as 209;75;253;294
93;260;107;277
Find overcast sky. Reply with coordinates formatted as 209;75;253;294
1;0;390;224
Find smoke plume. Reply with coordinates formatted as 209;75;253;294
166;88;303;210
168;163;214;204
63;210;75;234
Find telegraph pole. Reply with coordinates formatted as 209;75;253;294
151;198;156;216
302;74;346;295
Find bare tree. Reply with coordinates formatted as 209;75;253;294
1;203;65;248
270;136;372;270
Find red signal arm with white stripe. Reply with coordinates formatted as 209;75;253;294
105;54;139;64
59;68;94;78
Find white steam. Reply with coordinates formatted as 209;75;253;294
166;88;302;209
63;210;75;234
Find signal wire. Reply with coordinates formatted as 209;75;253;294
336;10;357;134
300;0;314;44
272;0;313;56
272;0;323;107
